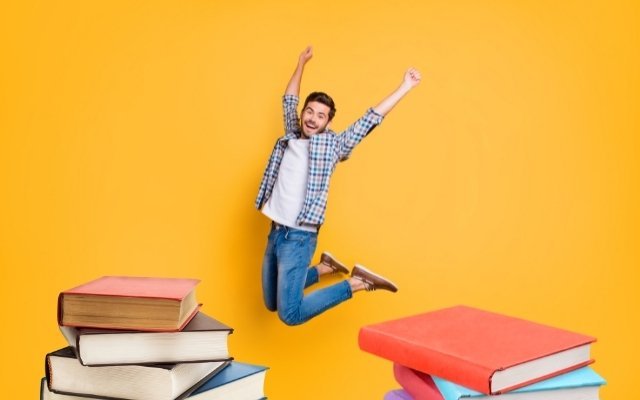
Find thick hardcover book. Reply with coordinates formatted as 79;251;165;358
45;347;229;400
41;378;94;400
394;363;443;400
41;377;265;400
189;361;268;400
433;366;606;400
358;305;596;394
58;276;200;331
60;311;233;366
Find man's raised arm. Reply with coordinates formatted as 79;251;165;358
334;67;422;160
284;46;313;96
373;67;422;116
283;46;313;133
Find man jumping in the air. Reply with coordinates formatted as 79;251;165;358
256;46;421;325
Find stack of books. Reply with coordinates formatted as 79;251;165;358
359;305;606;400
41;276;268;400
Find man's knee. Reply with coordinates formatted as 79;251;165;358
278;310;303;326
264;299;277;313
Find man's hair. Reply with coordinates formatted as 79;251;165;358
303;92;336;121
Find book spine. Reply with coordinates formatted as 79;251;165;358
44;355;53;393
359;327;493;394
57;293;65;326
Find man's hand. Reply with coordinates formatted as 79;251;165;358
402;67;422;89
298;46;313;66
373;67;423;116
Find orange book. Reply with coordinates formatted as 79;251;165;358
58;276;200;331
359;305;596;395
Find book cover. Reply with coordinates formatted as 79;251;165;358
189;361;268;399
60;311;233;366
61;276;200;299
359;305;596;394
45;347;229;400
433;366;606;399
58;276;200;331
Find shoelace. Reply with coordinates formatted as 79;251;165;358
322;260;349;274
354;276;376;291
320;261;339;274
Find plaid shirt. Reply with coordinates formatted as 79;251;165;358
255;94;384;227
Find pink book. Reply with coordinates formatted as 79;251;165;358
394;363;443;400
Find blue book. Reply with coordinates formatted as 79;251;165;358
433;367;605;400
189;361;268;400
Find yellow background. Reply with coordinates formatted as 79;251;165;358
1;0;638;398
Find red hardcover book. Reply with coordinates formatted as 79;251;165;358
359;305;596;395
58;276;200;331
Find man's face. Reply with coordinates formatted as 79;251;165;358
301;101;331;138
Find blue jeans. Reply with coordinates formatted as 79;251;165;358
262;223;353;325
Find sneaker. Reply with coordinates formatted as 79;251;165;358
351;264;398;292
319;252;350;274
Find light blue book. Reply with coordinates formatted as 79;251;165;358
189;361;268;400
433;367;605;400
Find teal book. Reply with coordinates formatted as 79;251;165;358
189;361;268;400
433;367;605;400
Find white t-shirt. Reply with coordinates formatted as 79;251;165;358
261;139;317;232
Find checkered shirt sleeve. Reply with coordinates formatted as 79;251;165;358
335;108;384;161
283;94;300;134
